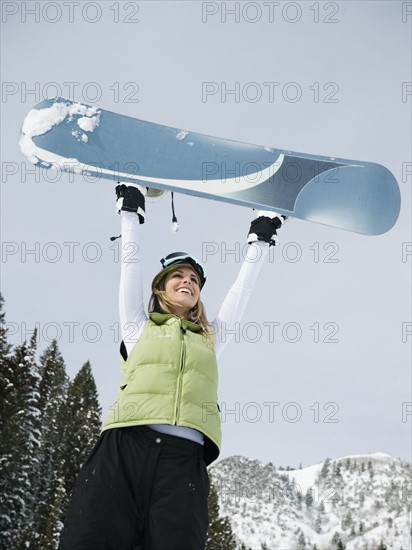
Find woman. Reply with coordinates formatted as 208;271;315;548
58;183;286;550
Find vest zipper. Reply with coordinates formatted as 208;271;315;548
174;320;186;424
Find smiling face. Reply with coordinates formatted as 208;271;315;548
163;266;201;317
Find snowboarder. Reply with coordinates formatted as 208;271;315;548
58;184;287;550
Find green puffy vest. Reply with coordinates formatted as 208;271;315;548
102;312;221;465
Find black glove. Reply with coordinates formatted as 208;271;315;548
115;183;147;224
247;210;288;247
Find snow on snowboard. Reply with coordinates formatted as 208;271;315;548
19;97;400;235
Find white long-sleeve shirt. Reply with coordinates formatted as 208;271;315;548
118;211;269;444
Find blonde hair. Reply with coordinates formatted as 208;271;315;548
148;269;215;343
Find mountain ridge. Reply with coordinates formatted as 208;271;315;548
209;452;411;550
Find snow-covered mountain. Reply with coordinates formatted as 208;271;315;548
209;453;411;550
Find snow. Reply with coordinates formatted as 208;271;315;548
342;451;398;462
279;452;395;495
71;129;89;143
176;130;188;141
283;462;323;494
19;100;100;164
211;452;412;550
77;114;100;133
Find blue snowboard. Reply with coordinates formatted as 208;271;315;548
19;97;400;235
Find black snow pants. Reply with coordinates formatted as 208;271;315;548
58;426;210;550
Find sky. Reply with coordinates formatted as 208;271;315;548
1;0;411;469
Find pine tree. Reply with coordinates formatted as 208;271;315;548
315;514;322;533
331;531;345;549
334;461;342;477
34;359;102;549
0;294;17;544
341;511;353;531
296;529;306;549
24;340;69;550
61;361;102;508
359;492;365;506
305;487;314;508
1;298;103;550
35;474;66;550
377;541;387;550
2;331;42;549
321;457;331;477
205;478;237;550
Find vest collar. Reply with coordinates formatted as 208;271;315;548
149;312;202;333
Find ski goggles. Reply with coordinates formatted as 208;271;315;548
152;252;206;289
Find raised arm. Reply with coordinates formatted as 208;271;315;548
212;211;288;360
116;184;148;358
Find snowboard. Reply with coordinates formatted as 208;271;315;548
19;97;400;235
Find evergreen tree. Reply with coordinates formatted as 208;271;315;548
296;529;306;549
206;478;237;550
34;359;102;548
1;298;103;550
35;474;66;550
305;487;314;508
359;492;365;506
24;340;69;549
341;511;353;530
377;541;387;550
296;490;302;509
331;532;340;544
0;294;18;544
321;457;331;477
331;531;345;549
334;461;342;477
315;514;322;534
2;331;42;549
61;361;102;506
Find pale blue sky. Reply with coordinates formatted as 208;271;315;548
1;1;411;467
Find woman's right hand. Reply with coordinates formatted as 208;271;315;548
115;183;147;224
